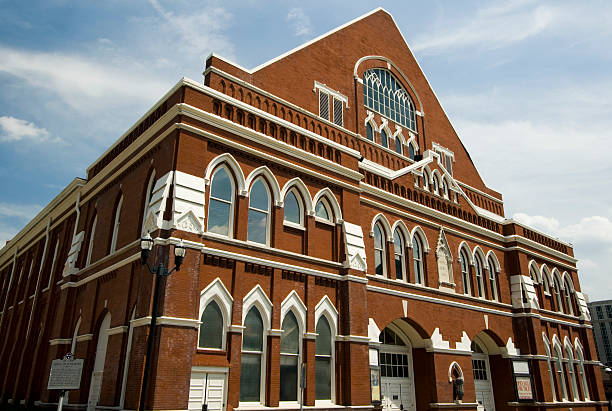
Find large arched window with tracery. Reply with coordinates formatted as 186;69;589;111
208;167;234;236
363;68;416;131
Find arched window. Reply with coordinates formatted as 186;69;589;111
394;136;402;155
363;68;416;131
240;307;264;403
487;256;498;301
315;316;332;401
381;129;388;148
247;179;271;245
315;199;332;222
208;167;234;237
110;195;123;253
284;189;303;227
460;250;471;296
543;337;557;402
412;235;424;284
553;276;564;313
280;311;300;402
565;345;579;401
554;344;568;400
474;255;485;298
141;170;156;235
442;180;449;199
576;346;590;400
564;278;574;315
393;228;405;281
199;301;224;349
529;264;541;304
408;143;416;160
422;170;430;191
86;215;97;266
373;223;386;276
543;270;551;294
432;175;439;195
366;122;374;141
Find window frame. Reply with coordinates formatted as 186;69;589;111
474;255;485;299
240;306;267;405
460;250;471;296
247;178;272;246
393;228;406;281
110;195;123;254
412;234;424;285
279;310;303;404
283;188;305;229
487;256;498;301
373;223;386;277
207;165;236;238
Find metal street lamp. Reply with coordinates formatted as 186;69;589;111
138;234;186;411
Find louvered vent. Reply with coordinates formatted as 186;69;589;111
333;98;343;127
319;91;329;120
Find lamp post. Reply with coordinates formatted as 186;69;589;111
138;233;186;411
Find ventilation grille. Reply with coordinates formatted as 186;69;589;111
319;91;329;120
333;98;343;126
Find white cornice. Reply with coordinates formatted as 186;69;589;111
456;181;503;204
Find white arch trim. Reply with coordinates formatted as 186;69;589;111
280;290;307;335
551;334;563;354
313;188;342;223
315;295;338;335
246;166;282;207
472;246;486;266
562;271;575;291
204;153;247;196
371;213;393;241
410;226;430;252
552;268;564;289
391;220;410;244
485;250;501;273
528;260;541;283
200;278;233;329
242;284;273;331
542;333;552;355
280;177;314;215
448;361;464;383
574;338;584;353
457;241;474;264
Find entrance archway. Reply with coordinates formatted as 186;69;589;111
471;338;495;411
378;323;416;411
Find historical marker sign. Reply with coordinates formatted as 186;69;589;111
48;359;84;390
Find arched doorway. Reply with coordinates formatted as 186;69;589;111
471;339;495;411
379;325;416;411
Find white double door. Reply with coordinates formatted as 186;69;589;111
188;369;227;411
380;346;416;411
472;353;495;411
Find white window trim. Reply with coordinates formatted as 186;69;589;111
247;177;273;246
141;170;156;236
279;291;307;404
110;196;123;254
207;165;236;238
86;216;97;267
283;188;305;228
199;278;234;350
314;81;348;107
314;295;338;405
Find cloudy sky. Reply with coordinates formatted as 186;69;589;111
0;0;610;300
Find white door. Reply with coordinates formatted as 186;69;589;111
472;354;495;411
380;350;416;411
189;370;227;411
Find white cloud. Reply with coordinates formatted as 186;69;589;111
286;8;312;37
0;116;55;143
0;202;42;220
411;0;612;54
513;213;612;244
0;44;168;113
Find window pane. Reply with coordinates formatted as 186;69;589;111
316;317;332;355
199;301;223;349
366;123;374;141
281;311;300;354
243;308;263;351
280;355;298;401
409;144;415;160
395;137;402;154
375;250;383;275
240;353;261;402
315;200;330;220
395;256;403;280
247;209;267;244
250;180;269;211
211;168;232;201
284;191;301;224
208;199;231;236
381;130;388;148
316;357;331;400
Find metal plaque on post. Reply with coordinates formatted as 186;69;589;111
48;358;84;390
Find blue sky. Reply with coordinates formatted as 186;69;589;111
1;0;611;300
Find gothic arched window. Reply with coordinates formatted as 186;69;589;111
363;68;416;131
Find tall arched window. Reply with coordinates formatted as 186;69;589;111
280;311;300;402
110;195;123;253
442;180;449;199
474;255;485;298
363;68;416;131
530;265;541;304
366;122;374;141
394;136;402;155
86;215;97;266
374;223;386;276
412;235;424;284
565;345;579;401
315;199;332;222
393;229;405;281
564;278;574;315
460;250;471;296
543;337;557;402
487;256;498;301
432;175;439;195
381;129;389;148
199;301;224;349
241;307;264;403
576;347;590;400
408;143;416;160
248;179;271;245
543;269;551;295
208;167;234;236
554;344;568;400
315;316;332;401
553;276;564;313
284;189;303;227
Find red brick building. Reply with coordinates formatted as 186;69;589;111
0;8;606;411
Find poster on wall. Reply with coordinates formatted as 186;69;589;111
512;360;534;402
370;369;381;403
